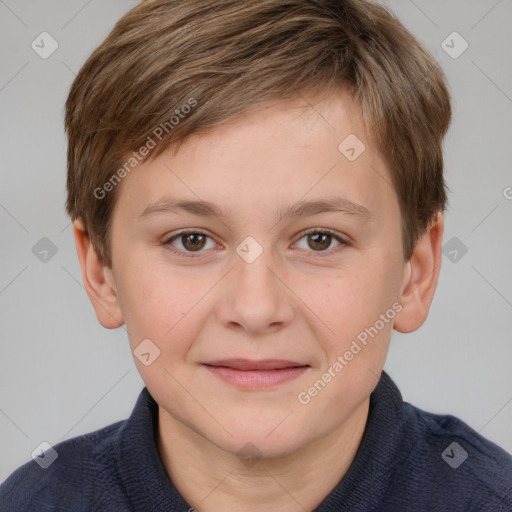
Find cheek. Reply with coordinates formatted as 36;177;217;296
320;270;386;329
311;261;398;364
115;257;198;353
295;269;396;424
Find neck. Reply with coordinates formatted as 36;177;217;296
157;398;369;512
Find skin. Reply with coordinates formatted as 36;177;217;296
74;89;444;511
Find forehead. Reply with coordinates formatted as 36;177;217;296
113;90;398;227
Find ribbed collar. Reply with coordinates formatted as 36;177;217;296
315;371;408;511
116;389;191;510
116;371;407;511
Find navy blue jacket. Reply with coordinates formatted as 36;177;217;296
1;371;511;511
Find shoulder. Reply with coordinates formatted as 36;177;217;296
0;420;129;512
397;401;512;511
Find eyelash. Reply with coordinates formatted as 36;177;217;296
162;228;348;258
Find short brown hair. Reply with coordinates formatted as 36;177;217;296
65;0;452;267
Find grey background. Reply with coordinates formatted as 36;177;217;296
1;0;511;481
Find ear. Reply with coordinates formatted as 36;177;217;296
73;219;124;329
394;212;444;333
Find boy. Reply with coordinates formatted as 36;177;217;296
1;0;511;510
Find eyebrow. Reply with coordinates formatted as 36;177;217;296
139;196;373;222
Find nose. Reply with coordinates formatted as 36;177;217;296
215;244;295;335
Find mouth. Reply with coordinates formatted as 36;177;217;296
202;359;310;389
203;358;308;370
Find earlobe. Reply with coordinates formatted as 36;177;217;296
73;220;124;329
394;213;444;333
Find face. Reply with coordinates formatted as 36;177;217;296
104;90;411;458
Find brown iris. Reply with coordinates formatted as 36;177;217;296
307;232;332;251
181;233;207;251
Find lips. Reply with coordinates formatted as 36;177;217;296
203;359;308;371
202;359;310;389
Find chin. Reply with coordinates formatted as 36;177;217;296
210;422;307;462
219;438;301;464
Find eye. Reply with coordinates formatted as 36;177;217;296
162;228;348;258
163;230;217;257
293;228;347;255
